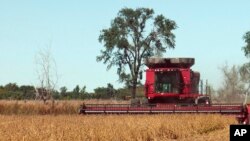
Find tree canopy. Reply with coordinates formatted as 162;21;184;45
240;31;250;93
242;31;250;57
97;8;177;98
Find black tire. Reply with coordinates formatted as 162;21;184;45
195;96;211;106
78;104;86;114
130;98;140;107
141;98;149;106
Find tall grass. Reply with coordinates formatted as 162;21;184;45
0;100;129;115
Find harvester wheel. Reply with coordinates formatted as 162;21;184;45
195;96;211;106
141;98;149;106
131;98;140;107
78;104;86;114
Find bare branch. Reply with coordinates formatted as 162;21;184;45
34;42;58;103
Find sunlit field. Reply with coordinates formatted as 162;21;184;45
0;114;236;141
0;100;237;141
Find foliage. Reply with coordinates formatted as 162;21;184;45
92;83;116;99
240;31;250;93
242;31;250;57
97;8;177;98
238;31;250;104
19;85;36;99
4;83;19;91
0;83;35;100
60;86;67;97
0;82;145;100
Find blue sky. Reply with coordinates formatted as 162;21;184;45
0;0;249;92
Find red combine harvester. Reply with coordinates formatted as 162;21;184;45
144;58;210;105
79;58;250;125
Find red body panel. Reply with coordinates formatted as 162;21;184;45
145;67;202;103
180;69;191;94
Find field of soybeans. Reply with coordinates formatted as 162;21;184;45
0;100;237;141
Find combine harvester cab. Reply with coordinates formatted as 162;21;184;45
144;58;210;105
79;57;250;125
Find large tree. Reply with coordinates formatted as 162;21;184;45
97;8;177;98
241;31;250;100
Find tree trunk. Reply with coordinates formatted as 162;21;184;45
131;71;139;99
131;83;136;99
131;76;137;99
